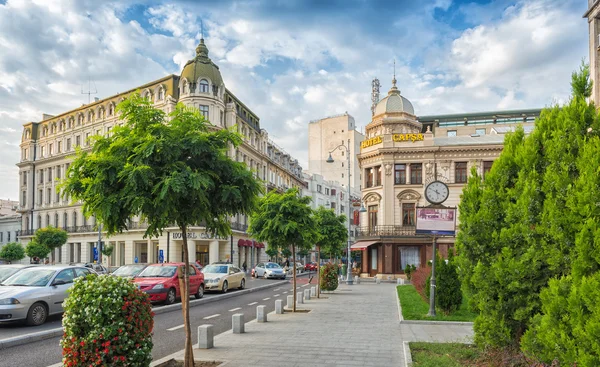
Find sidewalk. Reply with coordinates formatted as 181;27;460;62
153;283;474;367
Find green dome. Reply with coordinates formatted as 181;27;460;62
180;39;223;87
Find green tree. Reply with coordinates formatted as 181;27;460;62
436;249;462;314
313;207;347;296
249;188;317;311
32;227;67;252
25;241;51;261
571;59;593;99
101;244;114;257
60;94;262;367
265;247;278;262
0;242;26;263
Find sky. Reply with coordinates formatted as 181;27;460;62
0;0;589;200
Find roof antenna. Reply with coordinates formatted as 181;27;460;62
81;77;97;104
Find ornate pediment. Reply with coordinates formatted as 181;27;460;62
363;192;382;203
397;189;421;202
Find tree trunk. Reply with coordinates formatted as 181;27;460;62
292;243;297;312
180;225;193;367
317;245;321;298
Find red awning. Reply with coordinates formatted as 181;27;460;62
257;242;265;248
237;239;248;247
350;240;379;250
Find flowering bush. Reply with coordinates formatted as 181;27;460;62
320;263;339;291
61;274;154;366
411;266;431;302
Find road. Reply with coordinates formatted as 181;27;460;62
0;273;315;367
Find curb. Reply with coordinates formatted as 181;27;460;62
403;341;413;366
400;320;474;326
0;279;292;351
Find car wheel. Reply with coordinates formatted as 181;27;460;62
263;272;268;279
238;278;245;290
165;288;176;305
222;280;228;293
26;302;47;326
195;284;204;299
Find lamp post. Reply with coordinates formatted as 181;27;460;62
326;139;354;285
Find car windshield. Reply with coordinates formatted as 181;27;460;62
0;267;22;282
137;266;176;278
203;265;228;274
2;269;55;286
265;263;280;269
113;265;146;277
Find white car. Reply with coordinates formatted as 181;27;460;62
254;262;286;279
202;264;246;293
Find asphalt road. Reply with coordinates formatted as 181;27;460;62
0;274;314;367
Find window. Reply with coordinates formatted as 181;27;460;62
394;164;406;185
45;214;49;226
22;148;28;160
49;143;53;156
325;188;330;195
85;132;90;146
199;79;209;93
375;166;381;186
341;205;345;213
47;188;51;204
57;141;62;153
199;105;209;119
368;205;378;231
475;128;486;136
39;170;44;183
57;166;61;179
40;146;45;158
158;88;164;100
316;184;322;193
63;213;68;228
402;203;416;226
37;215;41;229
483;161;493;179
0;232;2;242
109;104;114;116
67;138;72;151
330;202;336;209
75;135;81;147
55;189;60;203
55;213;59;227
366;168;373;188
21;191;26;206
74;268;90;278
447;130;457;137
410;163;422;184
455;162;468;183
72;212;77;227
399;246;420;271
182;82;188;94
54;269;75;284
48;167;52;182
7;231;10;242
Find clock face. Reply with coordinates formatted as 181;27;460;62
425;181;449;204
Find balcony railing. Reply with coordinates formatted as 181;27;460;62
355;225;418;238
231;221;248;232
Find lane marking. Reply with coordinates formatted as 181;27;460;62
274;288;281;291
274;294;280;297
203;314;221;320
228;307;241;312
248;302;258;306
167;324;185;331
262;297;271;301
283;291;288;294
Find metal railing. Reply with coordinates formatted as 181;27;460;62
355;225;418;238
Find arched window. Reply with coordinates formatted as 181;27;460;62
63;213;68;229
72;212;77;228
37;215;42;229
182;82;188;94
77;115;83;125
200;79;209;93
158;88;164;100
54;213;59;227
46;214;49;227
109;104;114;116
42;126;48;137
25;216;29;231
88;111;94;122
144;90;151;100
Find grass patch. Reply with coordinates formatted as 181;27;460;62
410;342;481;367
397;285;477;322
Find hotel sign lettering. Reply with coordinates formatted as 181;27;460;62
361;133;424;149
172;232;227;240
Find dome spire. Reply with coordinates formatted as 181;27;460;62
389;58;400;95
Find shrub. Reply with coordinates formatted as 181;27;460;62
0;242;26;263
437;250;462;314
61;274;154;366
320;263;339;291
411;266;431;301
404;264;417;280
25;240;51;260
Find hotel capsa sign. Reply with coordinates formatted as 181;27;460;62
361;133;424;149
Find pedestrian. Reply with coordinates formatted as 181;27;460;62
285;258;290;268
242;261;247;272
352;260;357;269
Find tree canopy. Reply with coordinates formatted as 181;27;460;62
33;227;68;252
313;207;347;259
60;94;262;367
0;242;26;263
25;241;51;260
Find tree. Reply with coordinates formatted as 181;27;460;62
32;227;68;254
313;207;347;297
25;241;51;261
249;188;317;311
0;242;26;263
265;247;278;262
436;249;462;314
60;94;262;367
571;59;593;99
101;244;114;257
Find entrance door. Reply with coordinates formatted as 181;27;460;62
369;247;378;276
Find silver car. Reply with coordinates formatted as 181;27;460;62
254;262;286;279
0;265;35;283
0;265;95;326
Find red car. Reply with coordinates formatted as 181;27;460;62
305;262;318;272
133;263;204;305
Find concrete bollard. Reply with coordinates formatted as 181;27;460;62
310;286;316;297
304;288;311;301
257;305;267;322
354;275;359;284
397;278;405;285
376;277;381;284
287;295;294;309
297;291;304;304
197;325;214;349
232;313;245;334
275;299;284;314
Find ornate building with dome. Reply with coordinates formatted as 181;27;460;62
15;38;305;269
352;75;541;278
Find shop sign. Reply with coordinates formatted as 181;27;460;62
360;136;383;149
172;232;228;240
392;133;424;142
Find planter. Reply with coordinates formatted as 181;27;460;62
155;359;222;367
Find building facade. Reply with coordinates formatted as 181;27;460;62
354;77;540;278
308;113;364;196
16;39;305;270
585;1;600;106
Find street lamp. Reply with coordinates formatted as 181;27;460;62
326;140;355;285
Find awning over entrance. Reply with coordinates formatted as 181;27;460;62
238;239;249;247
351;240;379;250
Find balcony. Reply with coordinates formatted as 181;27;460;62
231;221;248;232
355;225;418;239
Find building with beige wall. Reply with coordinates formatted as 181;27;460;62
16;39;305;270
585;1;600;105
308;113;364;196
353;77;540;278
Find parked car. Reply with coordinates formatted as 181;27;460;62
304;262;318;272
69;262;109;274
253;262;286;279
0;265;35;283
202;264;246;293
0;265;95;326
280;261;305;273
133;263;204;305
111;264;148;278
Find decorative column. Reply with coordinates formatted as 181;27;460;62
209;240;219;264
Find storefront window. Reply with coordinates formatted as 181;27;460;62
196;244;209;266
399;246;420;270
